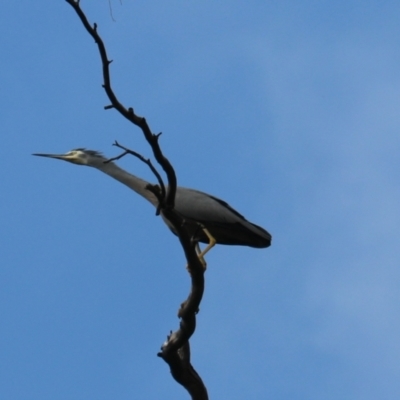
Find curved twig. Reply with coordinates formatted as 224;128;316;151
105;141;167;204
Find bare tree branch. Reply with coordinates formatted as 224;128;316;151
65;0;176;210
158;207;208;400
65;1;208;398
106;140;167;208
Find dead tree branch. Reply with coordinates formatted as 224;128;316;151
65;1;208;398
65;0;176;209
106;140;167;209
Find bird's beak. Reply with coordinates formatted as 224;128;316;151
32;153;71;161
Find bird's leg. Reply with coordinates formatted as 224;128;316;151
195;243;207;270
196;228;217;262
186;244;207;271
185;241;207;271
186;226;216;271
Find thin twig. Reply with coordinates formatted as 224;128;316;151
108;0;116;22
105;143;166;213
110;141;166;201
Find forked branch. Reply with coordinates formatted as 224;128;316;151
106;141;167;209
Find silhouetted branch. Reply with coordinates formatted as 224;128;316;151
106;140;167;205
65;0;176;210
158;208;208;400
65;1;208;398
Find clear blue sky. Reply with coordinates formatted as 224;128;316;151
1;1;400;399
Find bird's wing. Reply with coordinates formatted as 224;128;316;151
174;187;246;223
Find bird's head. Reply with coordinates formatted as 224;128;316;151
33;148;108;167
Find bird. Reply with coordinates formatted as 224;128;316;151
33;149;271;259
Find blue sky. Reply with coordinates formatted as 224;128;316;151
1;1;400;399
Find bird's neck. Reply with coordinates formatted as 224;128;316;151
96;161;158;206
